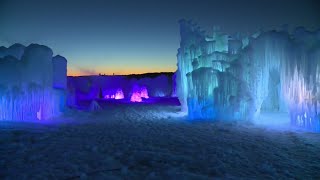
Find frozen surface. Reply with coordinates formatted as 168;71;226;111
1;103;319;179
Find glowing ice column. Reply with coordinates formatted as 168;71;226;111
140;86;149;99
130;85;142;102
130;92;142;102
115;89;124;99
104;89;124;100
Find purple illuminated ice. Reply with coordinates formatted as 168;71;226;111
130;85;149;102
104;88;124;100
37;107;42;120
115;89;124;99
130;92;142;102
140;86;149;99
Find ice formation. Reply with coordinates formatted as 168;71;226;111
140;86;149;99
0;43;25;60
130;85;143;102
130;85;149;102
171;72;177;97
114;89;124;99
36;107;42;120
104;88;124;100
52;55;67;89
67;73;174;102
176;20;320;131
130;92;142;102
129;85;150;102
0;44;67;121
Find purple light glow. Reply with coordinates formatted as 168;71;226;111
130;85;150;102
140;86;149;99
115;89;124;99
104;88;124;100
130;92;142;102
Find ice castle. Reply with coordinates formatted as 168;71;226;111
176;20;320;132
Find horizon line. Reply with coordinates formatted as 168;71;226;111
67;71;176;77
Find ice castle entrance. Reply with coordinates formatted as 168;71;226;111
257;69;290;127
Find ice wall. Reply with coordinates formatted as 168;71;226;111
280;29;320;131
171;72;177;97
187;67;218;119
0;44;67;121
176;20;320;131
176;19;207;112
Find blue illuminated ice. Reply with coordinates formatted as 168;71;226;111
0;44;67;121
176;20;320;131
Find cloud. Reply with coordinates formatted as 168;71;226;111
76;67;98;75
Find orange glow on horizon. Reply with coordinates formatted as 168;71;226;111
67;66;176;76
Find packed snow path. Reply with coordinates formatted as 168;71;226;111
1;104;320;179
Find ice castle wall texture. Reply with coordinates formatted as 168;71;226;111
0;44;67;121
176;20;320;131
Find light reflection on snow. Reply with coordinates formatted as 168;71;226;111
254;112;290;130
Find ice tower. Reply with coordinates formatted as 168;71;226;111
0;44;68;121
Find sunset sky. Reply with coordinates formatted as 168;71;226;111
1;0;319;76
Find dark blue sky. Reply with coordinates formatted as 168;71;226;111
1;0;319;75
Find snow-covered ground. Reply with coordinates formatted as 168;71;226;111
1;103;320;179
